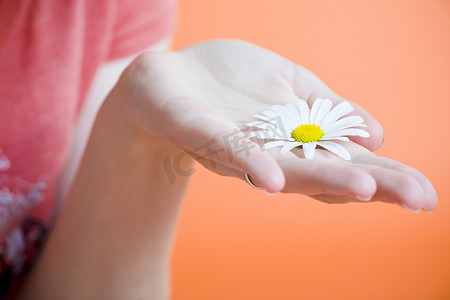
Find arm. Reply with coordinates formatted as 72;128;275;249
18;39;437;299
19;88;192;299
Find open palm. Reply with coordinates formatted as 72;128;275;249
116;39;436;212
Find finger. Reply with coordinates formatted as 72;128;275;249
352;155;437;212
192;158;266;192
389;163;437;213
355;163;427;211
185;149;242;178
345;101;384;151
311;194;364;204
187;150;271;192
162;97;285;193
272;148;377;200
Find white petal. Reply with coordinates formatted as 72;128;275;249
248;130;290;140
297;99;310;124
268;119;296;139
319;136;350;142
309;98;324;125
314;98;333;126
270;104;291;118
271;114;296;133
247;131;268;139
324;128;370;138
320;101;353;128
271;105;298;129
317;141;351;160
302;142;317;159
262;110;280;118
323;115;364;133
284;103;302;122
247;117;296;135
247;131;257;138
280;142;303;155
324;124;367;135
246;121;282;130
254;114;272;122
246;121;265;128
261;140;289;150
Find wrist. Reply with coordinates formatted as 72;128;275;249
99;87;180;155
95;86;195;189
20;89;193;300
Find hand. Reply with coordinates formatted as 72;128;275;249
269;142;436;212
110;39;436;212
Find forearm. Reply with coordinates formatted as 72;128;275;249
19;90;194;299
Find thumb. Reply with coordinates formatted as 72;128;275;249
162;97;285;193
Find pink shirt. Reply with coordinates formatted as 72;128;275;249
0;0;176;293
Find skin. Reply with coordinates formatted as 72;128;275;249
18;39;437;299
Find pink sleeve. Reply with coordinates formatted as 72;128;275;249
107;0;177;60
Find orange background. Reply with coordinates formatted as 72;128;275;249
171;0;450;299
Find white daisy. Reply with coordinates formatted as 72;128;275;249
246;98;369;160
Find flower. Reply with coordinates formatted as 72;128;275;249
246;98;369;160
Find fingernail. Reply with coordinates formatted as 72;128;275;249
264;190;277;196
356;195;372;201
402;204;421;213
423;207;433;214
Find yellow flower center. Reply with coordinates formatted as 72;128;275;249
291;124;324;143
